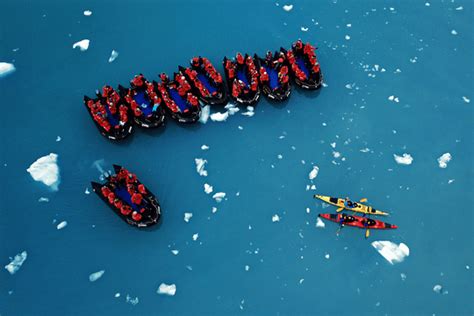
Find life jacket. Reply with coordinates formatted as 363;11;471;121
138;184;146;194
131;193;143;205
120;205;132;216
114;199;123;209
132;211;142;221
107;192;116;203
101;186;111;197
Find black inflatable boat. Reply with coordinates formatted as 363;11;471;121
254;51;291;101
223;53;260;105
282;40;323;90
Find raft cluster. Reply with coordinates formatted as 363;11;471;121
84;39;323;141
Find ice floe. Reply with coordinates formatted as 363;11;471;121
56;136;61;142
194;158;208;176
301;27;308;32
371;241;409;265
204;183;213;194
83;10;92;16
211;207;217;213
85;188;90;194
225;103;239;115
108;50;119;63
345;35;351;40
393;153;413;165
192;233;199;241
210;111;229;122
56;221;67;230
0;62;16;78
201;144;209;151
171;250;179;255
433;284;448;294
308;166;319;180
272;214;280;222
4;251;27;275
462;96;470;103
27;153;60;190
282;4;293;11
315;217;325;228
89;270;105;282
38;197;49;203
72;39;90;51
212;192;226;203
451;29;457;35
199;105;210;124
325;254;330;259
157;283;177;296
388;95;400;103
114;293;120;298
437;153;452;168
184;212;193;223
400;273;407;281
126;295;139;305
242;106;255;117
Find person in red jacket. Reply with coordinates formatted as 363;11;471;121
259;68;269;82
131;192;143;205
101;186;111;197
131;211;142;221
120;205;132;216
236;53;244;65
131;74;144;87
107;192;116;204
138;184;146;194
114;198;123;209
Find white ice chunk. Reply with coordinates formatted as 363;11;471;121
225;103;239;115
212;192;226;203
157;283;176;296
437;153;452;168
72;39;90;51
201;144;209;151
301;27;308;32
83;10;92;16
394;153;413;165
308;166;319;180
194;158;208;176
462;96;470;103
114;293;121;298
371;241;410;265
325;254;330;259
211;207;217;213
89;270;105;282
0;62;16;78
192;233;199;241
204;183;213;194
272;214;280;222
171;249;179;255
316;217;325;228
126;295;139;305
210;111;229;122
38;197;49;202
184;212;193;223
451;29;457;35
345;35;351;40
282;4;293;11
199;105;210;124
27;153;60;190
433;284;447;294
455;6;463;10
56;221;67;230
108;50;119;63
85;188;90;194
4;251;27;275
242;106;255;117
55;136;61;142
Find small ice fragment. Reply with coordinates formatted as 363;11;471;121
332;151;341;158
108;50;119;63
201;144;209;151
184;212;193;223
325;254;330;259
199;105;210;124
89;270;105;282
345;35;351;40
85;188;90;194
194;158;208;176
316;217;325;228
425;2;430;6
83;10;92;16
56;136;61;142
360;148;370;153
299;278;304;284
212;192;226;203
437;153;452;168
371;241;410;264
210;111;229;122
56;221;67;230
72;39;90;51
38;197;49;202
301;27;308;32
308;166;319;180
27;153;60;190
126;295;139;305
346;23;352;27
306;207;310;214
330;142;336;148
282;4;293;11
394;153;413;165
455;6;463;10
211;207;217;213
157;283;177;296
451;30;457;35
433;284;443;294
242;109;255;117
277;154;283;159
204;183;213;194
462;96;470;103
115;293;121;298
4;251;27;275
272;214;280;222
192;233;199;241
171;250;179;255
245;265;250;271
238;125;243;130
400;273;407;281
0;62;16;78
448;179;455;184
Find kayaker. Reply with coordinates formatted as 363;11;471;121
344;197;355;208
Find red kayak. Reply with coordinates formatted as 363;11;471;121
318;213;397;230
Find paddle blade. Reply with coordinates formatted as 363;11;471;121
365;229;370;239
360;198;368;203
336;207;344;213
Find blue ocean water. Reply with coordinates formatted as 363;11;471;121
1;0;473;315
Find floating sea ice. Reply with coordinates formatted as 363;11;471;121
371;241;410;264
211;207;217;213
400;273;407;281
360;148;370;153
184;212;193;222
171;249;179;255
192;233;199;241
388;95;400;103
315;217;325;228
433;284;447;294
201;144;209;151
194;158;208;176
282;4;293;11
394;153;413;165
345;35;351;40
83;10;92;16
212;192;226;203
462;96;470;103
245;265;250;271
301;27;308;32
27;153;60;190
308;166;319;180
437;153;452;168
325;254;330;259
204;183;213;194
56;136;61;142
210;111;229;122
0;62;16;78
56;221;67;230
455;6;463;10
157;283;177;296
89;270;105;282
38;197;49;202
108;50;119;63
242;106;255;117
114;293;121;298
126;295;139;305
199;105;210;124
448;179;455;184
4;251;27;275
85;188;90;194
272;214;280;222
451;29;457;35
72;39;90;51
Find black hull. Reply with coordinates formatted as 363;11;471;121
91;165;161;228
281;47;323;90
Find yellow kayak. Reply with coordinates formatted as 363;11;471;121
313;194;389;216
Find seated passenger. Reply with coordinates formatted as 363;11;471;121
120;205;132;216
131;192;143;205
131;211;142;221
236;53;244;65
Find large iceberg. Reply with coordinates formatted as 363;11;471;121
157;283;177;296
371;241;409;264
5;251;27;275
27;153;60;190
0;62;16;78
